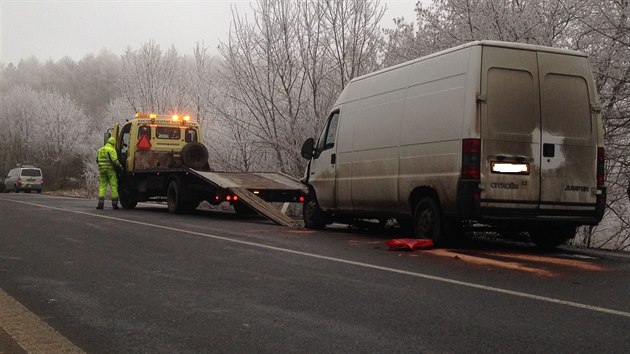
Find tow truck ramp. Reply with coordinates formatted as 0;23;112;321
191;170;307;227
229;187;302;227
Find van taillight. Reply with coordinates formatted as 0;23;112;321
462;139;481;180
597;147;605;186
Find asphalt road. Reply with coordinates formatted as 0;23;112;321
0;193;629;353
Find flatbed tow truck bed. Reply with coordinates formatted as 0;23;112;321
190;170;307;227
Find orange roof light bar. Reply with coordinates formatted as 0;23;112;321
134;113;194;123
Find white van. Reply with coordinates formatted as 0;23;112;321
4;165;44;193
300;41;605;248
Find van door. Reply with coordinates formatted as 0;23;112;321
480;47;541;209
537;52;597;208
309;111;340;209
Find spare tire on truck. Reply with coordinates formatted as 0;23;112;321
180;142;209;170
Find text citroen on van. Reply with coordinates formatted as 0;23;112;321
300;41;605;248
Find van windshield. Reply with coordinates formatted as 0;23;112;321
22;169;41;177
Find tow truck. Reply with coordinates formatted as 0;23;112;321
105;113;306;226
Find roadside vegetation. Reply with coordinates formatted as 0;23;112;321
0;0;627;250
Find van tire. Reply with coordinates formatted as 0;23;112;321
181;142;209;170
303;195;326;229
413;197;445;243
529;226;576;249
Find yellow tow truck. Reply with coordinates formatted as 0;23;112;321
105;113;306;226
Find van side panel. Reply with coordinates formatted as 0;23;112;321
398;49;471;212
335;101;356;210
344;69;409;212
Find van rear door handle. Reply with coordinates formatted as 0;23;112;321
331;153;336;165
543;144;555;158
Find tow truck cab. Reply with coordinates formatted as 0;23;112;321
106;113;206;173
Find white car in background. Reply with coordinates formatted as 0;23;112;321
4;165;44;193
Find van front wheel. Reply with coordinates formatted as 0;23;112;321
413;197;444;243
303;196;326;229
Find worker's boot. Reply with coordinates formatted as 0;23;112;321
96;198;104;210
112;199;119;210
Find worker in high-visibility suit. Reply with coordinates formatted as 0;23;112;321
96;136;123;210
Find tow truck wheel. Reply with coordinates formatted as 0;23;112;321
181;142;209;170
120;188;138;209
167;180;198;214
412;197;445;243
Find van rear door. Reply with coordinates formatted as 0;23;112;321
480;46;541;209
537;52;597;209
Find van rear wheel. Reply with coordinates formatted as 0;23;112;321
413;197;444;243
529;225;576;249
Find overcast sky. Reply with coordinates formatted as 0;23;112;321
0;0;420;65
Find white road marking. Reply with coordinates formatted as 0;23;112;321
0;288;84;353
3;197;630;319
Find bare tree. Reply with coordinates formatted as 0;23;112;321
215;0;385;176
120;41;191;114
0;86;90;189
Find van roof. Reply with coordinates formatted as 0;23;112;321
350;40;587;84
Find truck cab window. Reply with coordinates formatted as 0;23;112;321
156;127;180;140
318;112;339;151
120;123;132;155
185;129;198;143
138;125;151;140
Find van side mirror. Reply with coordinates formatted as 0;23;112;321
301;138;316;159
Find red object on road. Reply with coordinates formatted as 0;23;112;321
386;238;434;251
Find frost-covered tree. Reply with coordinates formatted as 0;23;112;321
120;41;191;115
572;0;630;249
215;0;385;176
0;86;90;189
